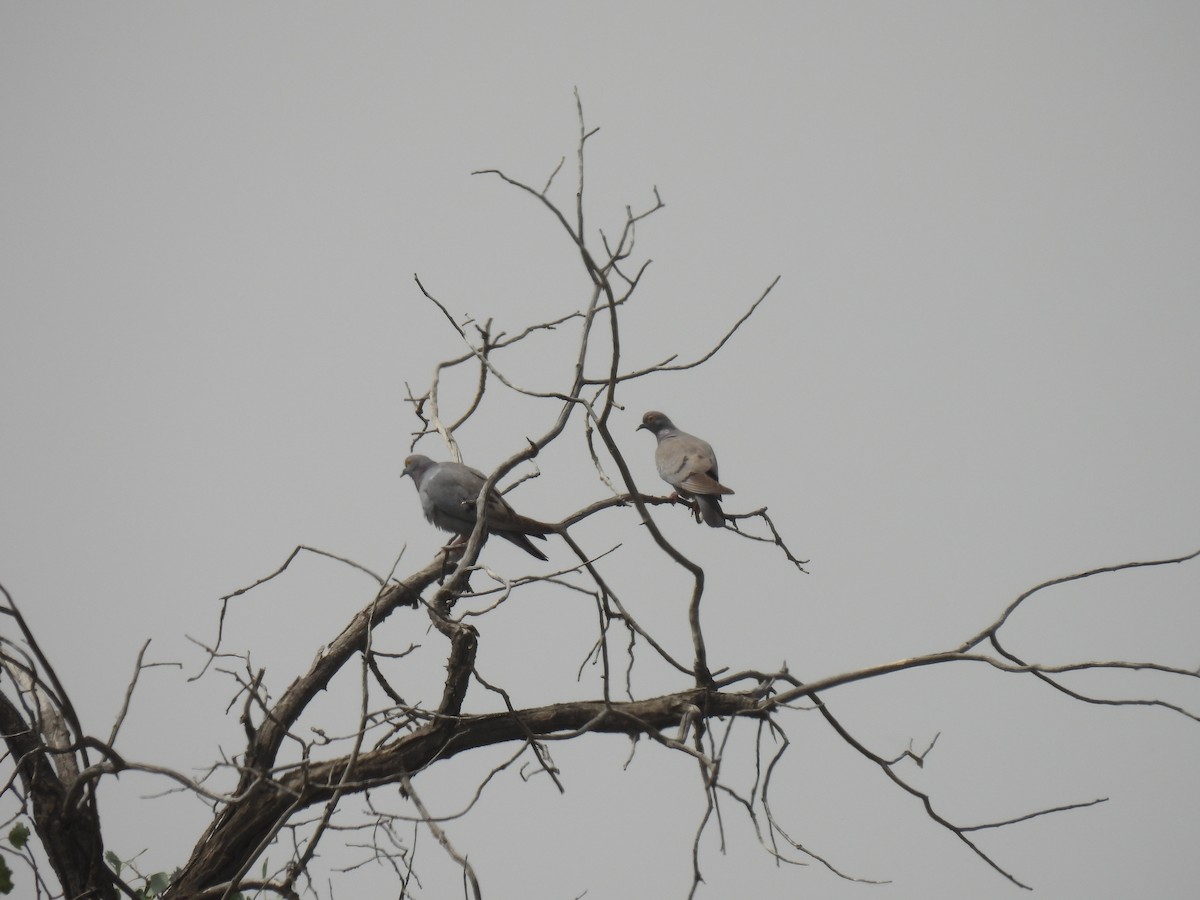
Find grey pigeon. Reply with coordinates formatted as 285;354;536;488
402;454;549;560
637;411;734;528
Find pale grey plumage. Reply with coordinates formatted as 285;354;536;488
402;454;549;560
637;411;733;527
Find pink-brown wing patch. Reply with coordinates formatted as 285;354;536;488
679;469;734;496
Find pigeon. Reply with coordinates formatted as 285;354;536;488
402;454;549;560
637;411;734;527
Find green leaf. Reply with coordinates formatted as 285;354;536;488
0;855;14;894
6;824;28;850
146;872;170;897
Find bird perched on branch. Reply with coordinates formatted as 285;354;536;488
637;411;734;528
402;454;549;560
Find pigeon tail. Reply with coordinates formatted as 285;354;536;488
496;529;550;561
695;494;726;528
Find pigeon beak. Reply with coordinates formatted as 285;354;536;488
636;423;647;432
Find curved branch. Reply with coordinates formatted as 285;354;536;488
959;547;1200;651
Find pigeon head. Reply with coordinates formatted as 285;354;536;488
637;410;676;436
402;454;436;483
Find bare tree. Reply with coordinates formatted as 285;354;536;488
2;97;1198;900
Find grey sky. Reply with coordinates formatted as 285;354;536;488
2;3;1199;898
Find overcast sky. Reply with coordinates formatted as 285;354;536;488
3;4;1199;899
